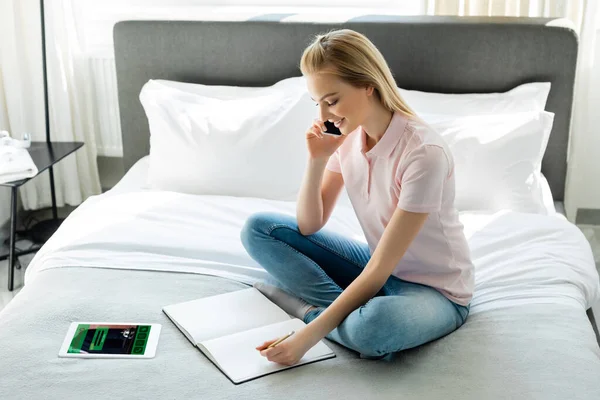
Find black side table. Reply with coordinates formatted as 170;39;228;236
0;141;84;291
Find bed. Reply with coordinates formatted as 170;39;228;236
1;16;600;400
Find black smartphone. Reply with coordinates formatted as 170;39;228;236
323;120;342;136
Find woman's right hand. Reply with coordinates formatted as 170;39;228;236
306;119;348;160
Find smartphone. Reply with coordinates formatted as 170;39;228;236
323;120;342;136
58;322;161;359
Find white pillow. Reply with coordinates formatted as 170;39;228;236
139;77;313;200
423;111;555;214
138;78;553;212
400;82;550;116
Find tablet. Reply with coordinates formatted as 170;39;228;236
58;322;161;359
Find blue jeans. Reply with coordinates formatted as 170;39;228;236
240;212;470;359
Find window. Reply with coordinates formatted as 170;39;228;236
72;0;425;55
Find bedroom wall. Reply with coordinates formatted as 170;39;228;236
565;28;600;223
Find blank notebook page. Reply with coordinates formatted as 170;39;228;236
163;288;291;343
200;318;335;383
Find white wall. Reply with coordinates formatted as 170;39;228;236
565;29;600;222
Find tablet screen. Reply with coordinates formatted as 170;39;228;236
67;324;153;355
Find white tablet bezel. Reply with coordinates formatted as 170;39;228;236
58;322;161;359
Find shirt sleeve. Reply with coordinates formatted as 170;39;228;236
325;150;342;173
396;145;450;213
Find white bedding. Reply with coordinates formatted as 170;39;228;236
24;157;600;314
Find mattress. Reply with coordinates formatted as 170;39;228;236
1;156;599;399
22;157;600;314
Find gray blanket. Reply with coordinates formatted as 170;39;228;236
1;267;599;400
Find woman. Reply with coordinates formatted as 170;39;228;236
240;29;474;365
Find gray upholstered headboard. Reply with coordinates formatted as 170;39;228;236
113;16;577;201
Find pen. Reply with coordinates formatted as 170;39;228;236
266;331;295;349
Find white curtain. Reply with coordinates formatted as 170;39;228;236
426;0;584;23
0;63;11;230
564;2;600;221
0;0;101;217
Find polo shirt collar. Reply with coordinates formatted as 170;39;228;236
360;112;407;158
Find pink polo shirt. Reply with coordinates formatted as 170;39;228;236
326;112;474;306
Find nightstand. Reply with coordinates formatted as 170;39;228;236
0;141;83;291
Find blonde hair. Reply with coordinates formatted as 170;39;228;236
300;29;418;119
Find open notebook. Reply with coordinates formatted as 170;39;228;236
162;287;335;384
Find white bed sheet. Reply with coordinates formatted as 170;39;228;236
24;157;600;314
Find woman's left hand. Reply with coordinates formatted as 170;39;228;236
256;330;317;366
